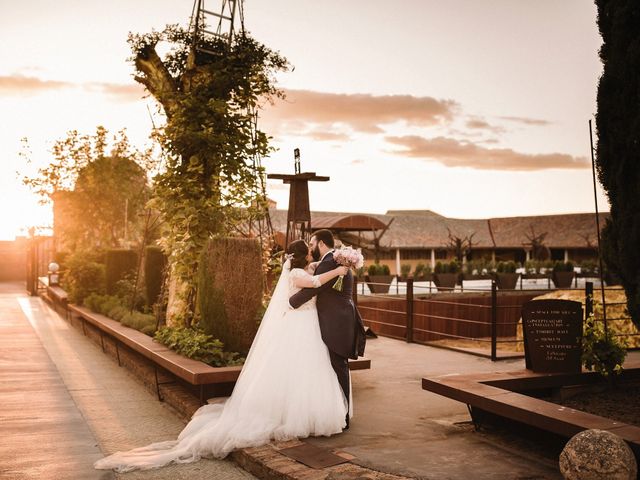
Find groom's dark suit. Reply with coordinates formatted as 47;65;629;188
289;251;366;412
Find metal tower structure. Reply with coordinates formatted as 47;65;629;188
190;0;245;50
188;0;275;254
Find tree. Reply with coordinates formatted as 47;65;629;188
446;228;475;263
23;127;154;251
523;225;550;261
127;25;288;326
595;0;640;329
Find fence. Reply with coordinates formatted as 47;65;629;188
25;235;55;296
356;277;640;361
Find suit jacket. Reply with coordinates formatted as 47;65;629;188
289;252;366;360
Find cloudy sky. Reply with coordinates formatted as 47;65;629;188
0;0;607;240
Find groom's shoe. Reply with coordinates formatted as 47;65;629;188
343;414;350;431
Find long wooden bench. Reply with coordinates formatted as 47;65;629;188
422;365;640;456
39;276;69;316
68;304;371;404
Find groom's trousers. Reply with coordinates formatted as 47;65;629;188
328;350;350;413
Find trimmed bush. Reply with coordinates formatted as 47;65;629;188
62;252;105;304
105;249;138;295
553;261;575;272
400;264;411;278
197;237;264;354
435;261;460;274
84;293;156;336
367;263;390;276
144;246;167;307
414;263;426;279
497;261;518;274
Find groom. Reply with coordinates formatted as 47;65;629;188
289;229;366;429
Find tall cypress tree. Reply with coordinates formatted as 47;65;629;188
595;0;640;328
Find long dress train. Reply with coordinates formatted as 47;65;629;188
94;261;348;473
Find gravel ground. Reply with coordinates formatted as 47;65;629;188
558;382;640;427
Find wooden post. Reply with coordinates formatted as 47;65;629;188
491;281;497;361
406;278;414;343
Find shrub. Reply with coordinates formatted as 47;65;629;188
400;264;411;278
154;326;244;367
553;261;575;273
197;237;264;354
467;258;490;275
495;261;517;274
524;260;538;274
105;249;138;295
414;263;426;279
62;252;106;304
579;260;598;274
84;293;156;336
144;246;167;308
121;310;156;336
582;313;627;378
435;261;459;274
367;263;390;276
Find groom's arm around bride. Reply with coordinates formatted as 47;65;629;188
289;237;366;361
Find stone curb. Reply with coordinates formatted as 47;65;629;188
231;440;412;480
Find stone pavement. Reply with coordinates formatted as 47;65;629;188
3;280;617;479
0;282;254;480
308;337;564;479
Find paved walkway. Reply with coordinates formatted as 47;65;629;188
6;281;635;479
309;337;564;479
0;282;254;480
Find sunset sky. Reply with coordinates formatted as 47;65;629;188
0;0;607;240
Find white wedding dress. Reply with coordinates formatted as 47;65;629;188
94;260;348;473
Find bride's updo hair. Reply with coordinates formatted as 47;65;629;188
286;239;309;270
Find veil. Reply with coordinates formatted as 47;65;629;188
236;257;291;370
94;258;295;472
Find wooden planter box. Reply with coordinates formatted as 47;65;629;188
552;271;575;289
366;275;394;294
433;273;458;291
494;273;520;290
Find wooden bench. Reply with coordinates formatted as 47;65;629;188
39;276;69;316
422;365;640;456
68;304;371;404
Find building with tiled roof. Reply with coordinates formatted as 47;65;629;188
269;208;608;274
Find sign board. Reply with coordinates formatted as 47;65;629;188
522;299;583;373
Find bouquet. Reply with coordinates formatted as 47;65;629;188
332;246;365;291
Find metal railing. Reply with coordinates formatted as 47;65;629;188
355;277;639;361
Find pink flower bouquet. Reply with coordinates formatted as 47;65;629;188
332;246;365;291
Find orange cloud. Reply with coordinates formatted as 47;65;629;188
0;74;72;94
301;130;352;142
499;116;552;126
386;135;589;171
465;116;506;134
262;89;458;135
85;82;146;102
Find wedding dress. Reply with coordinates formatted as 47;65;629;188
94;260;348;473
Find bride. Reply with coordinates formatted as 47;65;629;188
94;239;350;472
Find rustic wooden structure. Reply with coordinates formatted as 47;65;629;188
267;149;329;247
